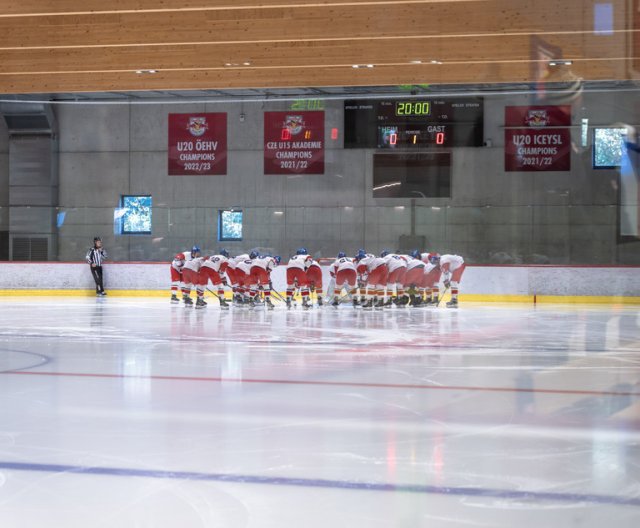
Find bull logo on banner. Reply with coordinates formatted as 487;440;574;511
187;116;208;137
525;110;550;127
283;115;305;136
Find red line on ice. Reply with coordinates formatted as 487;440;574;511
4;370;640;398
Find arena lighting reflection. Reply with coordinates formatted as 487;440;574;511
372;181;401;191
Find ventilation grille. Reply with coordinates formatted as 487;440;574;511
12;236;49;261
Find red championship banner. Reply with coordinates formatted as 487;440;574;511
264;111;324;174
505;106;571;171
168;113;227;175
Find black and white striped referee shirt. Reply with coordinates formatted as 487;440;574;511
86;247;107;267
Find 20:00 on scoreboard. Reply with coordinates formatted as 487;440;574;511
344;98;484;148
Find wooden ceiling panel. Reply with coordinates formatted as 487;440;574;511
0;2;597;49
0;35;622;74
0;59;625;94
0;0;472;17
0;0;634;94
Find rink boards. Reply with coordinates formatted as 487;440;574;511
0;262;639;303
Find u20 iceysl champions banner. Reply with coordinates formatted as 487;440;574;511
168;113;227;175
264;111;324;174
504;106;571;172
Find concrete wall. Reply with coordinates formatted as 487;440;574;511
0;115;8;231
1;262;639;299
7;89;640;265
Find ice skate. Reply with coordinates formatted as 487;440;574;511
317;296;323;307
286;298;292;310
332;298;340;308
195;298;206;309
446;298;458;309
219;298;230;310
266;298;274;310
170;294;180;303
183;296;193;306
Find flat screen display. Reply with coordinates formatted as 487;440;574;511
373;152;451;198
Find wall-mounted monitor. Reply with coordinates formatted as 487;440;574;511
120;195;152;234
218;210;243;241
373;152;451;198
593;127;628;168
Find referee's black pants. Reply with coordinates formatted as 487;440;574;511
90;266;105;293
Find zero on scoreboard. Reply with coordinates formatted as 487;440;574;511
344;98;484;148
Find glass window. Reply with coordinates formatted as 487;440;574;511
593;127;627;168
120;195;152;234
218;210;243;241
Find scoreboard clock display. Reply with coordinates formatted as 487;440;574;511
344;98;484;148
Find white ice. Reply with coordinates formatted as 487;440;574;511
0;297;639;527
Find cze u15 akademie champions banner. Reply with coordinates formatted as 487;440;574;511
168;113;227;175
504;106;571;172
264;111;324;174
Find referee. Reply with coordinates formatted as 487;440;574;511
86;236;107;296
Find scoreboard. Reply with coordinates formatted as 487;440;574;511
344;98;484;148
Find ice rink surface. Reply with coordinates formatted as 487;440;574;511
0;297;639;527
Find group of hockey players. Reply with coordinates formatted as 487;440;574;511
169;247;465;310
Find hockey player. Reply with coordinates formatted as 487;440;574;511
439;254;466;308
404;250;427;306
248;254;281;309
328;252;358;307
169;246;200;303
200;249;231;309
226;252;250;305
234;251;257;306
170;252;186;303
422;253;443;306
286;248;312;309
181;246;207;308
171;245;200;304
381;250;408;307
306;258;324;306
355;249;388;310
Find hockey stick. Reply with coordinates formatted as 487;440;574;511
324;277;336;304
206;287;224;300
271;287;299;308
270;288;287;302
435;285;450;307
